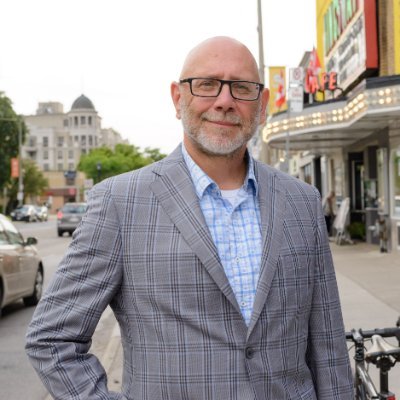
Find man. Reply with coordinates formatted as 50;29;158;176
26;37;353;399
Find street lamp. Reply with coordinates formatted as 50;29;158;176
96;162;102;183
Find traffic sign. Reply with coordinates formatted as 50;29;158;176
289;86;304;113
289;67;304;85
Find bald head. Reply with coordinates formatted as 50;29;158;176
179;36;261;82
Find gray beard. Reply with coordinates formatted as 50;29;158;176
181;109;261;157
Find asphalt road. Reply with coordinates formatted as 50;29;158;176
0;218;71;400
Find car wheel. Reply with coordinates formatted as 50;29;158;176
23;268;43;307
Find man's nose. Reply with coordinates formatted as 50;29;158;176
213;82;235;109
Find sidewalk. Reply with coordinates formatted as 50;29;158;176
100;241;400;394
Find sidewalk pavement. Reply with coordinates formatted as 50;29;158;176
98;241;400;394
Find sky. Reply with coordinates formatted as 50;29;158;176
0;0;316;154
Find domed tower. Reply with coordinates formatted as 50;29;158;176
68;94;102;155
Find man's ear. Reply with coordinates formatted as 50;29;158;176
259;88;269;125
171;81;182;120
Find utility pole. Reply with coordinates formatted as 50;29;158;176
257;0;265;84
256;0;270;163
17;119;24;206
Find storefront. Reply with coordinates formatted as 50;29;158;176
263;0;400;251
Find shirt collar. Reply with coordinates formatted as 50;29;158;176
181;142;258;198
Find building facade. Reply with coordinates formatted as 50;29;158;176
264;0;400;252
23;94;126;211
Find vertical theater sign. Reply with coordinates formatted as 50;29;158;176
323;0;378;92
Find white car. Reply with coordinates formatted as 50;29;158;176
0;214;44;317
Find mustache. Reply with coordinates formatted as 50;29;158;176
201;112;242;125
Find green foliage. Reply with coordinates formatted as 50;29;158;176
0;92;28;190
78;144;166;182
347;222;366;240
7;160;49;206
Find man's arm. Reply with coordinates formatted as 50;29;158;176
26;182;126;400
306;188;353;399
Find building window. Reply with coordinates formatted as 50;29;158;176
81;135;86;146
28;136;36;147
43;164;49;171
64;119;69;127
74;116;78;126
57;163;63;171
58;150;63;160
95;136;98;146
74;135;79;142
81;148;87;155
57;137;64;147
88;116;92;125
68;163;74;170
43;136;48;147
81;116;86;125
43;150;49;160
68;150;74;159
88;135;93;146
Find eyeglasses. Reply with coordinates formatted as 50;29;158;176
179;77;264;101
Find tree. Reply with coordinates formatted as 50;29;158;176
0;92;27;192
78;144;166;182
7;160;48;210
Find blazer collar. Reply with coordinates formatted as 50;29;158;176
247;160;287;337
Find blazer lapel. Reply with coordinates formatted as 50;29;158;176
247;162;286;337
149;147;242;316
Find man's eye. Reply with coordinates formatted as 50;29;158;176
197;80;218;88
232;83;251;93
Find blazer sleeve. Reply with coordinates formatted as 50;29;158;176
25;182;126;400
306;187;353;399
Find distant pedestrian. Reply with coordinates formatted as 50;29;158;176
323;190;336;235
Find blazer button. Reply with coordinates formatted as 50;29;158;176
245;346;255;359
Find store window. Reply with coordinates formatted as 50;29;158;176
302;163;312;185
393;149;400;216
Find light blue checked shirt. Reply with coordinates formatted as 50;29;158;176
182;144;262;325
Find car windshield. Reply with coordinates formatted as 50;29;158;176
62;205;86;213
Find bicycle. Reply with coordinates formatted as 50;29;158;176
346;318;400;399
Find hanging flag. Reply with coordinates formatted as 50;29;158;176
268;66;287;115
11;158;19;178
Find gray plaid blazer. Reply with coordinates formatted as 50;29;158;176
26;146;353;400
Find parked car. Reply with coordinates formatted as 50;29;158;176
57;202;87;237
0;214;44;317
35;205;48;222
10;204;38;222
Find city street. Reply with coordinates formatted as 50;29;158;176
0;219;121;400
1;220;400;398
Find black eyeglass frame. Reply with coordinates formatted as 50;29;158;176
179;77;264;101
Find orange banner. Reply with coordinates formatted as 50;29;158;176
11;158;19;178
268;66;287;115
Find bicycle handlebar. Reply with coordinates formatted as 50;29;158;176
346;327;400;341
